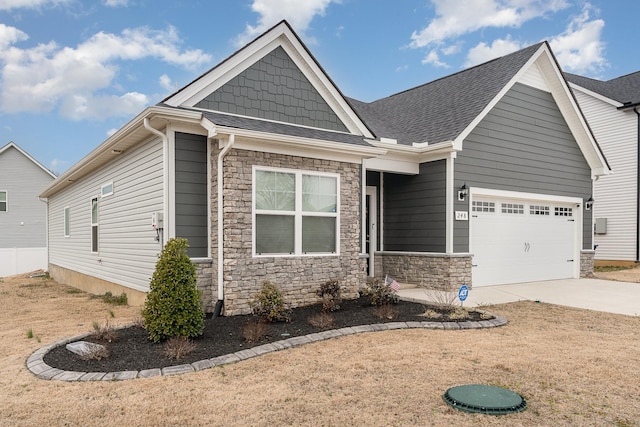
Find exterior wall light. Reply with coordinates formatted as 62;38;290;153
458;183;469;201
585;196;594;211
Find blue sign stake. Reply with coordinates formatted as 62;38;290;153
458;285;469;305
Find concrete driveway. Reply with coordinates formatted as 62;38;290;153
398;278;640;316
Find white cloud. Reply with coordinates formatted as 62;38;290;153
549;4;606;74
0;23;29;49
106;128;118;137
102;0;129;6
410;0;569;49
0;25;212;119
159;74;173;91
0;0;69;10
49;157;69;173
464;37;523;67
421;49;449;68
235;0;340;47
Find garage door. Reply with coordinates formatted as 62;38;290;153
470;198;577;287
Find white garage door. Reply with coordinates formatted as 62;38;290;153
471;198;577;287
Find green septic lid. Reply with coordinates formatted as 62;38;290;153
443;384;527;415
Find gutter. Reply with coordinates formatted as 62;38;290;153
143;118;169;246
633;106;640;263
215;134;235;317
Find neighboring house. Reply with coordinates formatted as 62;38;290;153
40;21;609;315
565;72;640;265
0;142;56;277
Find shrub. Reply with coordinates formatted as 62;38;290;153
308;312;335;329
316;279;342;312
241;318;268;343
361;278;398;306
164;337;197;360
81;345;110;361
91;291;128;306
373;304;398;320
142;238;204;342
92;319;119;343
249;281;290;322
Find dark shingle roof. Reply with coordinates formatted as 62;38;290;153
349;43;544;145
565;71;640;105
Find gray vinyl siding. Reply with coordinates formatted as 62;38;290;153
175;132;208;258
383;160;446;252
454;83;593;251
0;146;53;248
195;46;348;132
47;137;164;292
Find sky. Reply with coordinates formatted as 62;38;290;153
1;0;639;175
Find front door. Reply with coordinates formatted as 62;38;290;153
366;186;377;276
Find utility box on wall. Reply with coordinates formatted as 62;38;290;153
595;218;607;234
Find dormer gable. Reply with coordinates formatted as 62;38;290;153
163;21;373;138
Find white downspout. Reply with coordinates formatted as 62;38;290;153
144;118;168;245
216;135;235;312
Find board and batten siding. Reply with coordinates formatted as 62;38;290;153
383;159;446;252
0;146;53;248
47;137;164;292
175;132;208;258
454;83;593;252
573;89;638;261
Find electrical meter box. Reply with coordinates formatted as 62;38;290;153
151;212;164;230
594;217;607;234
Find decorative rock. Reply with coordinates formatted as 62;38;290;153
65;341;106;357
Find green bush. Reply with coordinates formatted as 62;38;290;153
361;278;399;306
142;238;204;342
316;279;342;312
249;281;290;322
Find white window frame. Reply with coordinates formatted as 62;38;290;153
0;190;6;212
252;166;340;257
101;182;114;198
64;206;70;237
91;197;99;253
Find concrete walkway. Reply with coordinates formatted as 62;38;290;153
398;278;640;317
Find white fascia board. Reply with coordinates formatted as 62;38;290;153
40;106;201;198
366;139;456;171
363;157;419;175
535;52;611;178
568;82;623;108
215;126;386;164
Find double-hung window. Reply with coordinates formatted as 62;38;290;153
254;167;339;256
0;191;6;212
91;197;99;253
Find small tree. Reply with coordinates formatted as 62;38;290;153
142;238;204;342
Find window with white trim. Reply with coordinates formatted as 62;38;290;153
530;205;550;216
101;182;114;197
501;203;524;214
64;207;70;237
554;207;573;217
254;168;339;255
472;201;495;213
0;191;6;212
91;197;99;252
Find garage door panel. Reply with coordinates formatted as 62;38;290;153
471;197;577;287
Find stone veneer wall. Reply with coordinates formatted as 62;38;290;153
374;252;472;290
580;250;595;278
192;258;214;313
216;149;365;315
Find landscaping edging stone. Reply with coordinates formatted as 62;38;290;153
26;310;507;382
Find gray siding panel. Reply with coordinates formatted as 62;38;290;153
195;46;348;132
175;132;208;257
454;83;593;252
47;137;164;292
384;160;446;252
0;146;54;248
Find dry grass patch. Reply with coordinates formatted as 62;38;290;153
1;273;640;426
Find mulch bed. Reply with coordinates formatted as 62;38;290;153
44;298;491;373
